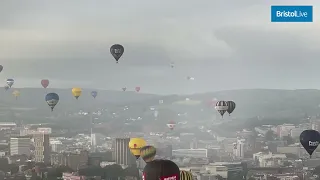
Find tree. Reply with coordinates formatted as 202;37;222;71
78;165;103;177
282;135;294;145
9;164;19;174
104;164;124;180
47;165;73;178
215;174;224;180
265;130;276;141
124;165;139;178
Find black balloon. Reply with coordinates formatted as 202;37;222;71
110;44;124;63
143;159;180;180
300;130;320;157
0;65;3;72
226;101;236;115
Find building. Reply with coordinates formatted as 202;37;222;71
172;149;208;158
0;122;16;130
277;124;296;138
114;138;136;165
33;132;50;164
51;150;89;170
37;127;52;134
51;141;63;153
10;137;31;156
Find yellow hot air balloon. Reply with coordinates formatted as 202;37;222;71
12;90;20;100
128;138;146;159
180;170;193;180
72;87;82;100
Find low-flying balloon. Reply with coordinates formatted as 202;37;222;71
140;145;156;163
6;79;14;88
91;91;98;99
128;138;146;159
0;65;3;72
167;120;176;130
226;101;236;115
4;86;9;91
110;44;124;63
72;87;82;100
180;170;193;180
45;93;59;111
300;130;320;158
122;87;127;92
143;159;180;180
135;87;140;92
41;79;49;88
12;90;20;100
215;101;229;117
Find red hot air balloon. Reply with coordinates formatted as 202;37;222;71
41;79;49;88
135;87;141;92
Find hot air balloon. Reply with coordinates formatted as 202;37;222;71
6;79;14;88
72;87;82;100
170;62;175;68
143;159;180;180
140;145;156;163
122;87;127;92
135;87;140;92
12;90;20;100
167;120;176;130
110;44;124;63
4;86;9;91
0;65;3;72
41;79;49;88
180;170;193;180
226;101;236;115
187;76;195;80
300;130;320;158
91;91;98;99
215;101;228;117
45;93;59;111
128;138;146;159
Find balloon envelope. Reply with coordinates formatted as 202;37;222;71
140;146;156;163
128;138;146;159
41;79;49;88
72;88;82;99
0;65;3;72
6;79;14;87
226;101;236;114
180;170;193;180
110;44;124;63
45;93;59;111
91;91;98;98
135;87;140;92
300;130;320;156
143;159;180;180
122;87;127;91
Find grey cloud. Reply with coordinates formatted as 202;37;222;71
0;0;320;94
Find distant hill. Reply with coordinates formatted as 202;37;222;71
0;88;319;127
0;87;160;111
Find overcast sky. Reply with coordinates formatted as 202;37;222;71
0;0;319;94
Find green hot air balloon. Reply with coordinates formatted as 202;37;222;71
140;145;156;163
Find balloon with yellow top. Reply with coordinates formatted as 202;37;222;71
72;87;82;100
128;138;146;159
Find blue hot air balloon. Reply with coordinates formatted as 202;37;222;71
91;91;98;99
45;93;59;111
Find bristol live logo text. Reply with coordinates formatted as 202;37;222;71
309;141;319;146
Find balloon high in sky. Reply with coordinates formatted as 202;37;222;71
6;79;14;88
226;101;236;115
91;91;98;99
45;93;59;111
215;100;229;118
41;79;49;88
0;65;3;73
110;44;124;63
72;87;82;100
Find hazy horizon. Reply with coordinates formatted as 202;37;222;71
1;0;319;94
